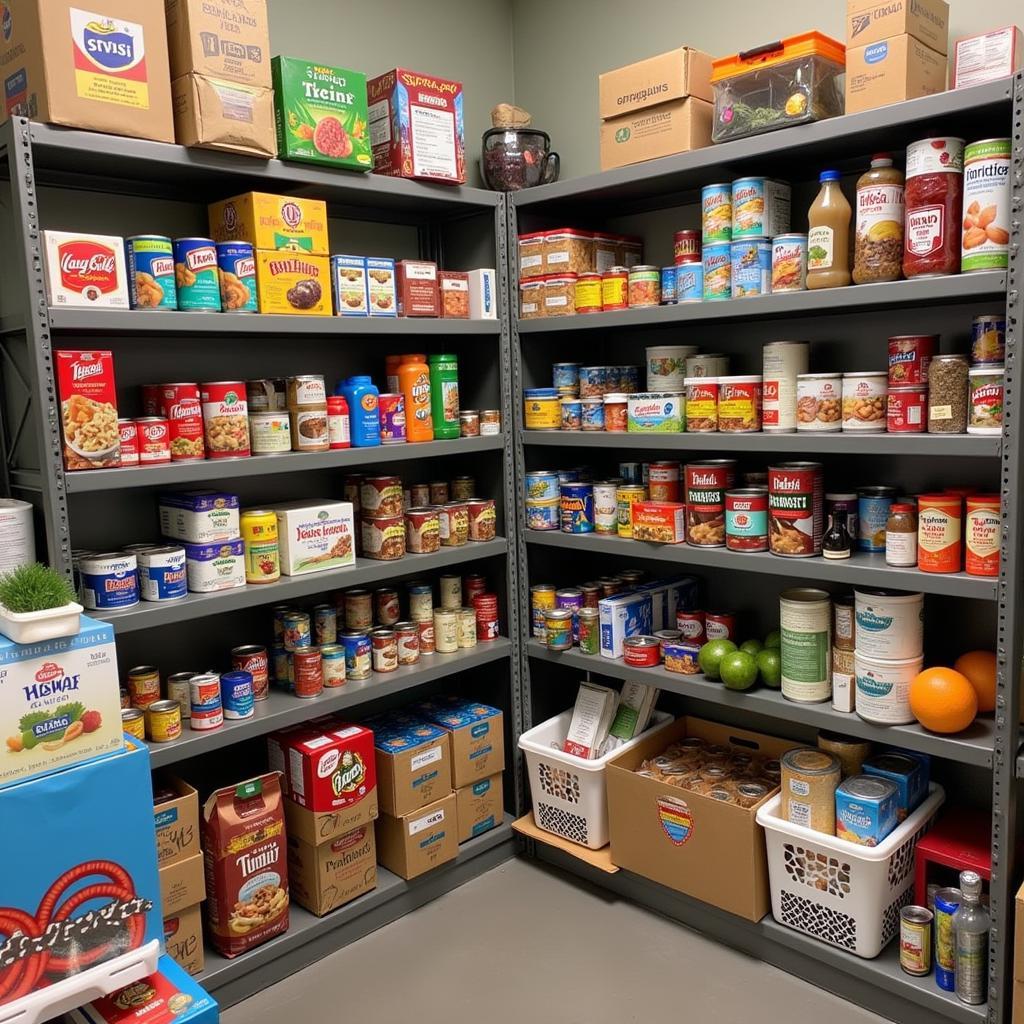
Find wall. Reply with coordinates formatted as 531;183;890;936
267;0;516;186
511;0;1023;178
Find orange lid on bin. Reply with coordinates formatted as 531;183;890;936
711;31;846;82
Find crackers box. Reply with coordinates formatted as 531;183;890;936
456;773;503;843
164;0;270;86
599;46;714;119
153;775;200;867
413;697;505;787
846;0;949;53
162;902;204;976
376;792;458;880
44;231;129;310
366;713;452;817
845;35;947;115
171;73;275;157
599;98;713;172
288;823;376;916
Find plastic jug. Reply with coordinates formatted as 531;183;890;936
337;375;380;447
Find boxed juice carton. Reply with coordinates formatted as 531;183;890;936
288;822;376;916
365;712;452;817
413;697;505;787
208;191;329;253
270;500;355;574
376;792;458;880
456;772;503;842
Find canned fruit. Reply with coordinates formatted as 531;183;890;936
909;666;978;733
771;234;807;292
702;244;731;300
701;184;732;244
730;241;771;298
961;138;1011;272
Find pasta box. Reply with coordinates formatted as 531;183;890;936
607;716;797;921
364;713;452;817
413;697;505;787
631;501;687;544
208;191;329;254
270;500;355;575
55;349;122;471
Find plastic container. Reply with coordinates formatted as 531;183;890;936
710;32;846;144
337;375;380;447
0;601;84;644
429;353;460;439
519;708;674;849
757;784;945;958
397;353;433;442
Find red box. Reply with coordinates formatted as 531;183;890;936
55;350;121;471
367;68;466;184
396;260;440;317
439;271;470;319
631;501;687;544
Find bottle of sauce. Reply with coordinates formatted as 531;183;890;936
822;506;852;559
885;503;917;566
852;154;905;284
397;353;434;442
903;136;964;279
807;170;852;290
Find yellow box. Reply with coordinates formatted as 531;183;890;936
208;191;329;254
255;251;331;315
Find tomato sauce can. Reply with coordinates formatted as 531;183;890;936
231;645;269;700
726;488;769;551
705;611;736;642
623;636;661;667
648;462;681;502
899;906;933;976
292;647;323;697
685;460;736;547
676;609;706;643
320;643;347;686
121;707;145;740
888;335;937;386
768;462;824;557
416;619;436;654
135;417;171;464
887;386;927;432
371;629;399;672
220;670;254;719
118;419;139;466
395;622;420;665
146;699;182;742
917;493;963;573
601;267;629;310
378;393;407;444
173;237;221;311
965;494;1000;576
128;665;161;709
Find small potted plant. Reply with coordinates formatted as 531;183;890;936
0;563;83;644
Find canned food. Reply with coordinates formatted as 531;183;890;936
702;244;731;300
965;494;1000;577
454;607;476;648
126;235;177;310
578;367;607;397
962;138;1011;272
732;177;791;240
771;234;807;292
290;406;329;453
578;607;600;654
166;672;194;718
623;636;661;668
544;608;572;650
173;237;220;311
117;419;139;466
701;183;732;245
664;639;702;674
685;461;735;547
220;670;254;720
730;241;771;298
796;373;842;431
80;553;139;612
888;335;936;386
647;463;681;503
718;375;762;432
616;484;648;539
200;381;249;458
762;341;809;433
779;589;831;703
440;501;469;545
405;506;441;553
674;230;701;264
321;643;347;686
726;488;769;552
683;378;718;432
842;372;887;432
395;622;420;665
272;645;289;685
887;386;927;432
378;393;407;444
292;647;323;697
374;587;400;626
560;483;594;534
552;363;580;390
362;515;406;560
248;411;291;453
134;417;171;464
855;651;923;725
676;609;706;643
525;499;561;530
858;487;897;552
121;707;145;740
311;604;336;646
216;241;257;313
575;272;602;313
127;665;161;709
467;498;497;541
341;630;372;680
854;589;924;660
531;583;557;639
240;508;280;585
440;574;462;609
628;266;660;307
917;493;962;573
344;590;373;631
434;609;459;654
934;888;962;991
601;268;629;311
459;410;480;436
406;582;433;623
137;545;187;602
146;699;182;742
768;463;823;557
371;629;399;672
416;619;435;654
361;475;403;517
160;383;206;461
705;611;735;642
971;314;1006;364
282;611;311;651
232;645;269;700
429;481;450;506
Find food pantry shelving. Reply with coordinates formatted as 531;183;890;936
509;75;1023;1024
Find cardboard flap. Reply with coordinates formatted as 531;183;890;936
512;813;619;873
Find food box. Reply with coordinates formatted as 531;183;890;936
44;231;129;309
255;251;331;315
0;615;123;789
159;848;205;915
162;902;204;976
599;97;713;172
366;713;452;818
159;490;240;543
56;349;122;471
846;0;949;54
288;823;376;916
375;792;458;880
845;35;947;115
165;0;271;86
270;500;355;575
272;56;372;171
0;0;174;143
208;191;329;254
607;716;797;921
439;270;470;319
152;775;200;867
599;590;652;660
456;773;503;842
183;539;245;593
171;73;275;157
367;257;398;316
413;697;505;788
468;268;498;319
952;26;1024;88
396;260;440;317
367;67;466;184
599;46;714;119
636;576;700;630
331;254;369;316
631;501;687;544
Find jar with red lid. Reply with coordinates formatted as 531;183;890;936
903;137;964;279
327;394;351;449
887;386;927;432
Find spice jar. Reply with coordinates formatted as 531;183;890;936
885;503;918;567
852;153;905;284
903;137;964;279
927;354;969;433
967;365;1004;434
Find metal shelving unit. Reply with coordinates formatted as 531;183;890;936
509;77;1024;1024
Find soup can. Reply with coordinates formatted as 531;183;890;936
321;644;347;687
705;611;735;642
173;237;221;311
434;609;459;654
344;589;373;630
167;671;194;718
624;636;661;668
371;629;399;672
220;670;254;720
779;588;832;703
292;647;323;697
675;262;703;303
416;619;436;654
312;604;337;646
593;480;620;534
126;235;177;310
341;630;372;680
685;460;736;547
726;488;769;552
531;583;557;639
457;607;477;648
676;610;706;644
216;241;257;312
395;622;420;665
407;582;433;623
560;483;594;534
231;645;269;701
768;462;824;557
146;700;182;743
127;665;161;709
121;707;145;740
373;587;400;626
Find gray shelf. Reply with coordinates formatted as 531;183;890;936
521;429;999;458
148;639;511;768
97;538;508;633
48;307;502;336
199;816;516;1008
528;641;993;767
516;272;1006;333
65;436;504;493
524;531;996;600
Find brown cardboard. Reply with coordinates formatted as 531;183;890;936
845;35;947;115
375;792;458;880
512;813;619;874
599;47;714;118
287;824;377;916
607;716;798;922
442;712;505;789
1015;980;1024;1024
1015;879;1024;980
283;788;379;847
599;98;713;172
163;902;204;976
456;773;503;843
375;734;452;818
171;73;275;156
0;0;175;143
164;0;270;86
847;0;949;54
153;776;200;867
159;849;206;916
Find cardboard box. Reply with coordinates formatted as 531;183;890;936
254;251;332;315
45;233;128;310
288;823;376;916
153;776;200;867
0;0;174;141
846;35;947;115
171;73;275;156
606;716;798;921
367;713;453;817
1015;879;1024;980
952;25;1024;89
159;849;205;916
376;792;457;880
164;0;270;86
847;0;949;54
1014;980;1024;1024
396;260;440;317
599;97;712;172
456;773;503;843
163;902;203;976
414;698;505;788
208;191;329;254
599;46;713;119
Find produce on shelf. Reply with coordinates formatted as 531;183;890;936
909;667;979;733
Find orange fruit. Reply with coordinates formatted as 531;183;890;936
954;650;997;713
909;667;978;734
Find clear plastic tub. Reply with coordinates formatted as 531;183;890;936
711;32;846;144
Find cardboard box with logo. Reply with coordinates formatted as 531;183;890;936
606;716;797;922
414;697;505;788
288;823;377;916
846;34;948;114
163;902;203;976
366;713;453;817
456;773;503;843
846;0;949;53
0;0;174;143
376;792;458;880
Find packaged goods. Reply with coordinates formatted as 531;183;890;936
368;713;452;817
845;36;948;115
376;792;458;880
961;139;1011;273
159;491;239;543
725;488;768;551
675;262;703;302
835;775;899;845
165;0;270;86
209;192;329;254
599;97;713;171
762;341;808;433
288;824;376;916
184;539;245;592
173;238;220;311
899;906;933;977
172;74;275;157
270;501;355;574
44;231;128;309
702;183;732;245
598;46;714;118
703;244;731;299
200;380;249;456
965;495;1000;577
685;460;734;546
731;177;791;240
255;251;331;315
544;274;576;316
781;747;841;834
971;314;1005;364
415;697;504;787
771;234;807;292
952;26;1024;88
138;545;188;601
904;137;964;279
439;271;470;318
858;486;896;551
852;155;904;283
768;462;823;557
917;493;961;572
862;752;927;819
627;393;683;432
842;372;887;431
396;261;440;317
126;236;177;310
888;334;936;386
457;773;503;842
163;902;204;976
779;588;831;703
717;375;762;432
846;0;949;52
331;255;368;315
631;502;686;544
56;350;121;470
545;230;595;274
730;241;771;297
967;366;1004;434
854;588;924;660
854;652;923;725
927;353;969;433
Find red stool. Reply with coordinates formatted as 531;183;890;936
914;809;991;905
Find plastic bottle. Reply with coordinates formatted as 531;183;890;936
337;375;380;447
384;353;403;393
852;153;905;284
398;353;434;442
953;870;989;1005
428;353;460;440
807;170;852;290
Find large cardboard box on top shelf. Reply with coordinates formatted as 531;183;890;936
606;716;798;922
846;0;949;54
0;0;174;143
164;0;271;86
845;35;947;115
598;46;714;119
171;73;275;157
599;98;713;172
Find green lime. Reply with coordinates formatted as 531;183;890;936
720;651;759;691
740;638;763;657
757;648;782;689
698;638;737;681
764;629;781;649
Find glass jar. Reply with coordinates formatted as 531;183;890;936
927;354;969;433
885;503;918;567
852;153;904;284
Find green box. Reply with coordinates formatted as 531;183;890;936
272;56;372;172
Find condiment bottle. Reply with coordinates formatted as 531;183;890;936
885;503;917;567
852;154;905;285
822;506;852;559
397;353;434;442
428;353;460;440
807;170;852;290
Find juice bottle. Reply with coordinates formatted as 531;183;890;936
807;170;852;290
429;353;460;440
398;353;434;442
852;153;904;284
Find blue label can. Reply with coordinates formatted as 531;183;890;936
676;262;703;303
560;397;582;430
578;366;607;397
173;237;221;311
341;630;372;680
216;242;257;313
526;499;560;531
661;265;677;304
933;887;962;991
703;244;732;300
581;397;605;431
858;488;896;551
525;470;560;502
137;545;187;602
79;552;139;610
125;235;176;310
619;461;643;484
220;670;254;720
560;484;594;534
552;362;580;390
731;240;772;298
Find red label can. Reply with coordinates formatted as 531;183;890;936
371;629;398;672
684;460;736;547
395;622;420;665
118;419;139;466
292;647;323;697
134;417;171;464
200;380;250;458
887;386;927;432
768;462;824;557
232;644;269;701
141;383;162;416
674;230;701;265
623;636;661;667
705;611;736;641
416;619;435;654
410;483;431;506
374;587;400;625
463;574;487;605
161;382;206;461
676;609;706;643
965;495;1000;577
888;335;937;386
648;461;681;502
473;592;499;641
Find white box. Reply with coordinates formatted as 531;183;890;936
832;671;856;713
599;591;652;660
636;576;699;631
952;25;1024;88
467;268;498;320
43;231;128;309
159;491;240;543
272;501;356;575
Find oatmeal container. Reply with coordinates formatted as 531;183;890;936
796;373;842;432
842;372;887;432
762;341;809;433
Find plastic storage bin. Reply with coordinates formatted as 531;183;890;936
756;783;945;958
711;32;846;144
519;708;674;849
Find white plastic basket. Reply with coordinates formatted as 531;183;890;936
519;708;674;849
756;783;945;958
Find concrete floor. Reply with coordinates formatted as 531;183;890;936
223;857;885;1024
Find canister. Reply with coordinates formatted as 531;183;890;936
779;588;831;703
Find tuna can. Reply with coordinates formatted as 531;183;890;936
593;480;620;534
854;652;924;725
292;647;323;697
232;645;268;700
220;670;254;720
858;486;897;552
934;888;962;991
146;699;182;743
371;629;399;672
166;671;194;718
282;610;311;651
434;609;459;654
730;240;772;298
702;243;732;300
779;588;832;703
127;665;161;709
685;460;736;547
899;906;933;976
768;462;824;557
560;483;594;534
121;707;145;740
378;393;407;444
531;583;557;638
80;552;139;610
395;622;420;665
173;237;221;311
341;630;372;680
623;636;662;668
457;607;477;648
854;589;924;660
675;262;703;303
137;545;187;602
216;241;257;312
125;235;177;310
726;488;769;552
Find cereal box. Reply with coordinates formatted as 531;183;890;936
255;251;331;315
56;350;121;471
44;231;129;309
207;192;329;254
367;257;397;316
270;500;355;575
331;255;369;316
